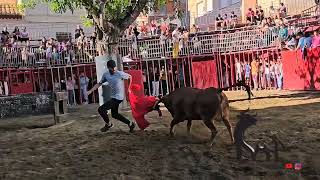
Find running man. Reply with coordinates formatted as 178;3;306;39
87;60;135;132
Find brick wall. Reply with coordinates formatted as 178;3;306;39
0;92;53;119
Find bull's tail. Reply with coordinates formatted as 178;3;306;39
218;80;253;100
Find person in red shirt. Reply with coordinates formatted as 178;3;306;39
140;21;148;35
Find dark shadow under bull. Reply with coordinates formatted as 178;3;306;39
154;80;252;146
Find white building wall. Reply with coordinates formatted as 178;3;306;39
0;3;93;40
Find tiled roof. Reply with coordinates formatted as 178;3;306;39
0;4;22;19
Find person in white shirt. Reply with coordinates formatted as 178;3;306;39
235;57;242;81
265;63;270;89
0;81;3;95
4;76;9;96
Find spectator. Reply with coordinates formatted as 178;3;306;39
75;25;84;40
296;32;312;59
140;21;148;36
46;38;54;59
53;78;60;91
160;66;167;95
278;24;288;46
151;67;160;97
244;61;251;86
3;76;9;96
159;32;167;58
269;6;276;19
67;76;76;106
275;57;283;90
1;27;10;43
230;11;238;28
172;27;181;58
190;24;198;33
279;3;287;18
90;32;97;47
52;47;60;61
246;8;255;24
39;37;47;50
77;31;87;50
251;58;259;90
21;47;28;64
235;57;242;81
270;61;276;88
286;34;297;50
133;26;140;38
255;6;264;24
160;21;168;35
12;26;20;41
79;72;89;104
0;81;3;95
223;14;229;29
215;14;224;30
259;58;265;89
150;20;157;35
19;27;29;42
274;16;282;27
311;30;320;48
265;62;271;89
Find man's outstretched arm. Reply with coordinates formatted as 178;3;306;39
87;83;102;95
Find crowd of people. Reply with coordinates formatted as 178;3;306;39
0;25;97;67
234;55;283;90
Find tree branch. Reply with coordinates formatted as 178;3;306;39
117;0;149;34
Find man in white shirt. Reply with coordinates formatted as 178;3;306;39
235;58;242;81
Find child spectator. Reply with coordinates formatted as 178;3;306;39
311;30;320;48
244;61;251;86
251;58;259;90
215;14;224;30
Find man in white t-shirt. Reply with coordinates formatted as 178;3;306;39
235;58;242;81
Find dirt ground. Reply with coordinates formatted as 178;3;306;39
0;90;320;180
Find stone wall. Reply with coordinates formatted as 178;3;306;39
0;92;53;119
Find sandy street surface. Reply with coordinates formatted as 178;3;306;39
0;90;319;180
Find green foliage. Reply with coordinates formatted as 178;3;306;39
80;15;94;27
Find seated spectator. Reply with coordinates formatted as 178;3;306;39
246;8;255;24
279;3;287;18
75;25;84;40
215;14;224;30
230;11;238;28
12;26;20;41
311;30;320;48
19;27;29;42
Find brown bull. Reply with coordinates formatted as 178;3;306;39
155;81;252;146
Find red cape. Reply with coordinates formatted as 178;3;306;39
128;84;157;130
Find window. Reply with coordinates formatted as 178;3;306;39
56;32;72;42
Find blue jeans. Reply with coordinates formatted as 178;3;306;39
80;88;88;103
